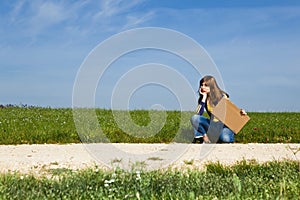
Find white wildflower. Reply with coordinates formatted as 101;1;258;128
136;170;141;180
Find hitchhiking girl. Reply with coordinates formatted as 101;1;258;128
190;75;246;143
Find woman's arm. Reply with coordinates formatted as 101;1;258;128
196;92;207;115
196;101;205;115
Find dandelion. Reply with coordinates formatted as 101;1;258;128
136;170;141;181
136;192;140;200
104;178;115;187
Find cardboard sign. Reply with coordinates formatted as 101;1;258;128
212;98;250;133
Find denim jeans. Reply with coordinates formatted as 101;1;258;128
190;114;235;143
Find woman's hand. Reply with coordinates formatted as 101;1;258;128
199;89;208;102
240;109;247;115
199;89;207;96
200;88;210;96
199;83;210;102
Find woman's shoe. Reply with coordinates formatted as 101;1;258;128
192;136;203;144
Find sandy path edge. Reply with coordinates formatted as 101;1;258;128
0;143;299;174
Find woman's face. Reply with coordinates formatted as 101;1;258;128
200;82;210;94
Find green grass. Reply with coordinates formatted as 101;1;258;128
238;112;300;143
0;107;79;144
0;160;299;199
0;106;299;199
0;106;299;144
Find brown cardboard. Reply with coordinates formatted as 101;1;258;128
212;98;250;133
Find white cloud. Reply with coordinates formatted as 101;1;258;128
89;0;155;31
1;0;156;45
28;1;67;32
9;0;26;23
4;1;90;38
94;0;146;18
122;10;155;30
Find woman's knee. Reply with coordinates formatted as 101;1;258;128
190;114;199;125
219;128;235;143
190;115;207;125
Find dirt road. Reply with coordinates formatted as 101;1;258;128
0;143;299;174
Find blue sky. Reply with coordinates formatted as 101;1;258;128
1;0;300;111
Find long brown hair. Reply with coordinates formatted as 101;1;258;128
199;75;228;107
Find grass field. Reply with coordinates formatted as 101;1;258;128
0;106;299;199
0;106;299;144
0;160;299;199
